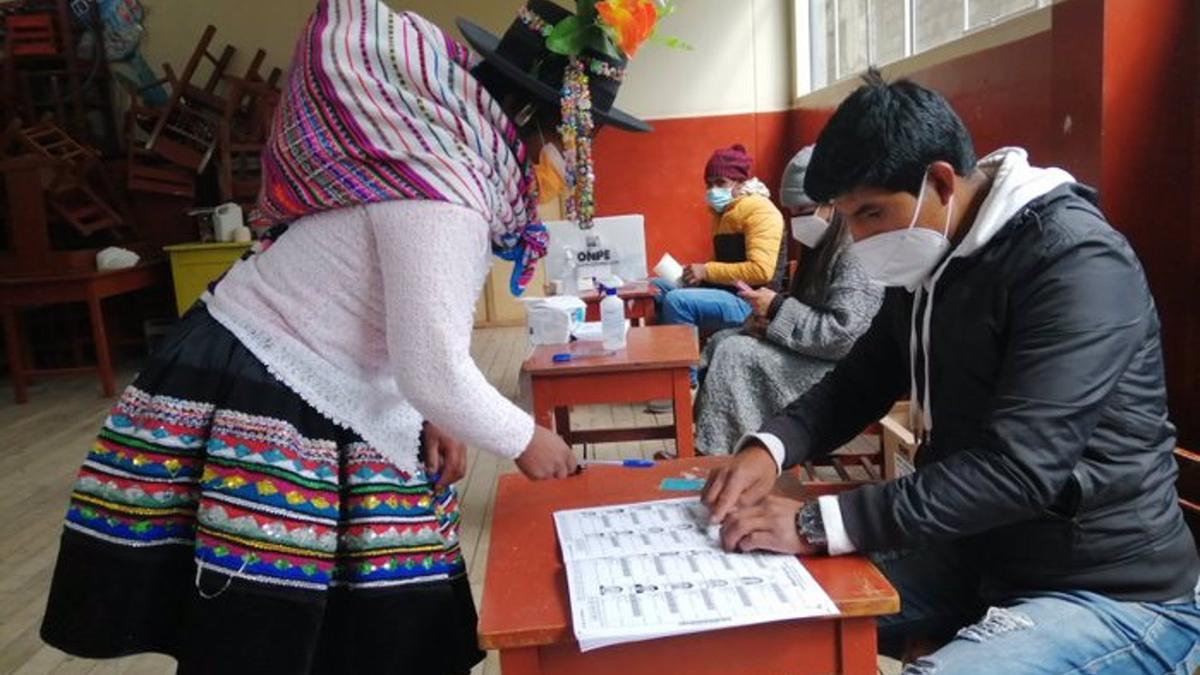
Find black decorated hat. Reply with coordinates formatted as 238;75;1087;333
457;0;652;133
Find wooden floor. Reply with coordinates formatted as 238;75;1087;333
0;327;897;675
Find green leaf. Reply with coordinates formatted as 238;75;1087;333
585;26;623;59
547;16;587;56
654;34;694;51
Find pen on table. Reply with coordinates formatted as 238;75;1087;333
552;350;616;363
580;459;656;468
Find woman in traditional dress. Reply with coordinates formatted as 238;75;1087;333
40;1;657;672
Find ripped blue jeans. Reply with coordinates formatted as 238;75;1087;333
874;546;1200;674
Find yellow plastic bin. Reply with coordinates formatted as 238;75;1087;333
163;241;253;316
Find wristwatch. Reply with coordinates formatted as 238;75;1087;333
795;502;828;549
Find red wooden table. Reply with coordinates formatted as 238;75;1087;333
0;262;166;403
579;281;658;326
479;456;900;674
522;325;699;458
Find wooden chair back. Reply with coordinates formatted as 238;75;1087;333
1174;447;1200;544
5;13;59;58
144;25;230;172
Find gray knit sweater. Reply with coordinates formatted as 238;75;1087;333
694;250;883;455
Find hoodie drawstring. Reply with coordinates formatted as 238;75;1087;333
910;195;955;443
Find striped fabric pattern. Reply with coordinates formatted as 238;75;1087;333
67;386;465;591
256;0;548;293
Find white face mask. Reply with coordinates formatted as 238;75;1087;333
850;172;954;291
790;214;829;248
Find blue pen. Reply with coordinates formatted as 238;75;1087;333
579;459;656;468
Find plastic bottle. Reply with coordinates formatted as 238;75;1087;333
600;286;627;351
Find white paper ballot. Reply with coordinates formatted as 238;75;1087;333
554;497;839;651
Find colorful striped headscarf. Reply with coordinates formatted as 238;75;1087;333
256;0;547;294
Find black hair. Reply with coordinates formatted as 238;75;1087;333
791;212;851;307
804;69;976;202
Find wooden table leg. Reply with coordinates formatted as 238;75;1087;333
555;407;571;435
3;306;28;404
672;367;695;458
531;378;555;431
838;617;879;674
641;298;657;326
86;290;115;397
500;647;542;675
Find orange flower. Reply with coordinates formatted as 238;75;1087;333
596;0;659;58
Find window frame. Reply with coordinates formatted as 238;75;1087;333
796;0;1051;94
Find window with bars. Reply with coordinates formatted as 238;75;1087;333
806;0;1047;90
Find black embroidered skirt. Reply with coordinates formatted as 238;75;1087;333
40;306;485;674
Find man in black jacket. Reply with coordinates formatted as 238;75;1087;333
702;72;1200;673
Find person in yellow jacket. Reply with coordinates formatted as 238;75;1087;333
653;144;787;340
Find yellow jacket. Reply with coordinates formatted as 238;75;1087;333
704;194;785;287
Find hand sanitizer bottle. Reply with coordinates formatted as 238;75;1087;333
600;286;627;351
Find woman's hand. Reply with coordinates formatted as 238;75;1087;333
515;426;580;479
421;422;468;490
742;314;769;338
739;286;778;318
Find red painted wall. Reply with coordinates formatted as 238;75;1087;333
593;30;1055;271
593;0;1200;444
1048;0;1199;446
1191;19;1200;451
1094;0;1198;448
592;110;792;269
901;32;1056;164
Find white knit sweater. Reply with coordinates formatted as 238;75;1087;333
204;200;535;474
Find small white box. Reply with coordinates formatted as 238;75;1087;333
523;295;587;346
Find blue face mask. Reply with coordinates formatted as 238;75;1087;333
706;187;733;213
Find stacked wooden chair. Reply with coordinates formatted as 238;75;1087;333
134;24;281;204
1;0;118;154
1;118;127;239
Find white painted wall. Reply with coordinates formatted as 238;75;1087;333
613;0;795;119
137;0;796;121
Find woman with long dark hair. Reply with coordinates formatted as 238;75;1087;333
694;147;883;456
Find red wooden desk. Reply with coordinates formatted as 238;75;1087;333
479;456;899;674
0;262;166;403
522;325;699;458
579;281;657;326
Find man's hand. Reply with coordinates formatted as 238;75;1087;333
421;422;468;490
739;286;778;318
701;444;778;524
682;263;708;286
719;496;822;555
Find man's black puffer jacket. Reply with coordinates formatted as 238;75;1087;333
762;183;1199;602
